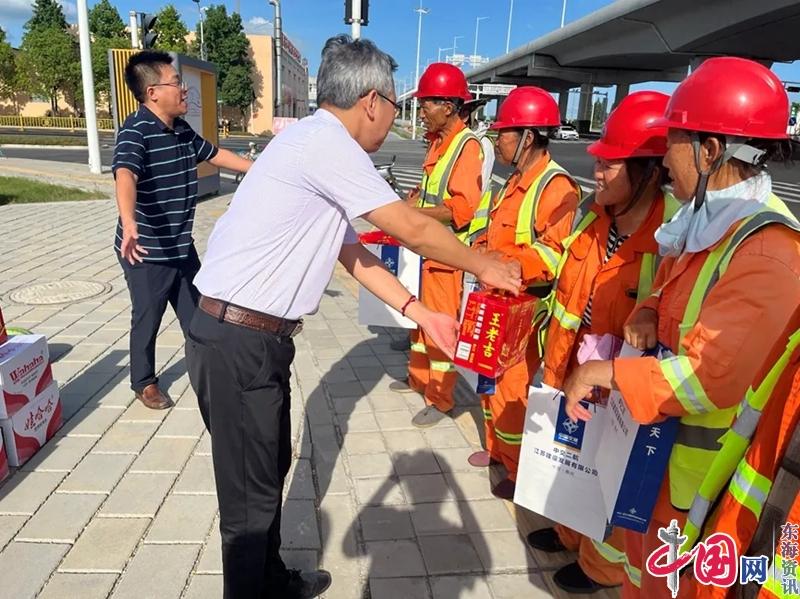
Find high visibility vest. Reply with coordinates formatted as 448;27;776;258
467;159;578;248
418;127;482;245
655;194;800;538
537;190;680;353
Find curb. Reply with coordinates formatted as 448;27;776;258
1;144;88;149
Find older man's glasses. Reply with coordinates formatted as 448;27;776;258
376;91;401;116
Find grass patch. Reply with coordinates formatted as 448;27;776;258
0;176;105;205
0;133;88;146
392;125;412;139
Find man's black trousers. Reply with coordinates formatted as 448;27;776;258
185;308;295;599
118;245;201;392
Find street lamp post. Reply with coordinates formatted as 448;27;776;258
452;35;463;56
561;0;567;28
505;0;513;53
350;0;361;39
77;0;101;174
473;16;488;59
411;2;429;141
437;46;452;62
269;0;283;116
129;10;140;48
192;0;206;60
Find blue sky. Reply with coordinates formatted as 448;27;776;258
2;0;799;113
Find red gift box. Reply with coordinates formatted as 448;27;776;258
454;291;538;377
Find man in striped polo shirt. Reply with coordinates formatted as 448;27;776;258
113;50;251;410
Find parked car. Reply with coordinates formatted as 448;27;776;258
551;125;580;140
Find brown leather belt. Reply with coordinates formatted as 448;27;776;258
199;296;303;337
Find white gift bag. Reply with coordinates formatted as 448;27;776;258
596;343;678;533
514;384;611;542
358;243;421;329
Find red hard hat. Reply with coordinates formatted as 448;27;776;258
414;63;472;101
588;91;669;160
490;87;560;130
651;57;788;140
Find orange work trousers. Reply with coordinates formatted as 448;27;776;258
556;525;626;587
481;342;541;481
408;265;462;413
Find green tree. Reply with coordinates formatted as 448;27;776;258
88;0;128;112
193;5;254;119
91;36;129;112
18;27;80;114
154;5;189;53
0;28;18;107
25;0;68;33
88;0;125;39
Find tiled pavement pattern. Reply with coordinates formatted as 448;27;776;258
0;192;621;599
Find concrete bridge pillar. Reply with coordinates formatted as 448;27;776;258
576;83;594;134
613;83;630;108
558;90;570;122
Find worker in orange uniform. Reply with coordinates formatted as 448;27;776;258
560;57;800;598
389;63;485;429
465;86;580;499
525;91;676;594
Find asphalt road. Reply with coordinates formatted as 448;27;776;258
3;130;799;218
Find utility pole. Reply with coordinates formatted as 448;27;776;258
473;16;488;59
77;0;101;174
351;0;361;39
411;2;428;141
269;0;283;116
192;0;206;60
129;10;140;48
401;78;407;121
452;35;463;56
505;0;513;53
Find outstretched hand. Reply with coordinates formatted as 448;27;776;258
476;254;522;295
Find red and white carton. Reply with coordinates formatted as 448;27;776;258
0;334;52;418
1;381;62;467
0;305;7;346
454;291;538;378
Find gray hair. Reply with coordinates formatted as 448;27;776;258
316;35;397;109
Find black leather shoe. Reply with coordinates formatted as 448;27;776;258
526;527;567;553
553;561;616;594
285;569;332;599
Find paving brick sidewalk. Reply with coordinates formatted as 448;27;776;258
0;191;620;599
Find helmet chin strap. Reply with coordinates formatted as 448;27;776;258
690;133;766;213
511;128;532;168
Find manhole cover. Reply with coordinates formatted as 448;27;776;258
9;280;111;305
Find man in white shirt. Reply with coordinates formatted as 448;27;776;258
186;35;521;599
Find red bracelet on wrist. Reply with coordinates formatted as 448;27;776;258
400;296;417;317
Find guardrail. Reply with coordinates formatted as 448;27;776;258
0;115;115;131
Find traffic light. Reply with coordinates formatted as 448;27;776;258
344;0;369;26
141;13;158;49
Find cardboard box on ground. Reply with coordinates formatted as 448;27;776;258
0;327;63;471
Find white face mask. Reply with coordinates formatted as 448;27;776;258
655;172;771;257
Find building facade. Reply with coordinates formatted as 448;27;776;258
245;32;309;135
